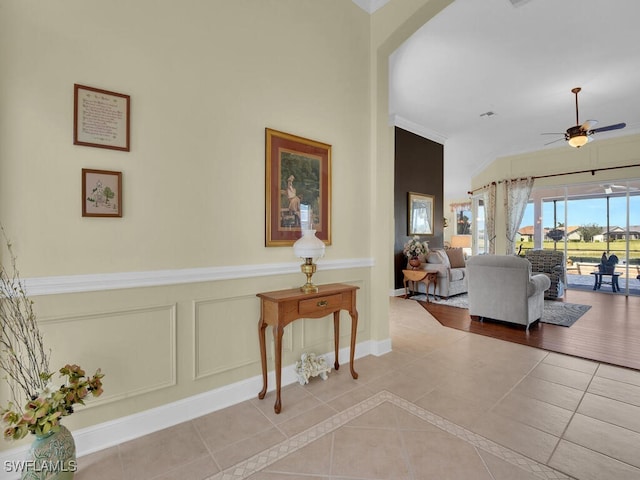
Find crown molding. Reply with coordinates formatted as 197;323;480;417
390;114;448;145
352;0;390;14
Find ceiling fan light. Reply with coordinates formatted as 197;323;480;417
567;133;588;148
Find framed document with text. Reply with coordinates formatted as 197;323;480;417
74;84;130;151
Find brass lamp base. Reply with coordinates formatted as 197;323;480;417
299;258;318;293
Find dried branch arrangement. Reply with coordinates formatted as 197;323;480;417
0;224;51;408
0;224;104;439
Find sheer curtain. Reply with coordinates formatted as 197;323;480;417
481;183;497;254
504;177;534;255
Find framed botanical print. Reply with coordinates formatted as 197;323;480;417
82;169;122;217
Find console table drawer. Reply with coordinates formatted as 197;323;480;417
298;293;343;315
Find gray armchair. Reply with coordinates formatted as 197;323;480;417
525;250;565;299
467;255;551;330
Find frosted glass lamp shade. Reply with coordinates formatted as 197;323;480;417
293;230;325;260
567;134;588;148
293;229;325;293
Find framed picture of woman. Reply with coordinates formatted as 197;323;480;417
265;128;331;246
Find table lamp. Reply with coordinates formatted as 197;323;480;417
450;235;472;257
293;229;325;293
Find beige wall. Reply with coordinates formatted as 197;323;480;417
0;0;457;452
0;0;373;275
472;133;640;254
0;0;376;450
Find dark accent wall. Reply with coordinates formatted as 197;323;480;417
394;127;444;289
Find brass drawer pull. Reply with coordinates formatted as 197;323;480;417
317;300;328;307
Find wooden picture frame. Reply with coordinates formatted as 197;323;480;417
74;84;130;151
265;128;331;246
82;169;122;217
408;192;434;236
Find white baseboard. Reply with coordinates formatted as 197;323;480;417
0;338;391;479
369;337;392;356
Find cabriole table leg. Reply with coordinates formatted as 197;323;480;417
349;310;359;379
257;317;268;400
273;324;284;414
333;311;341;371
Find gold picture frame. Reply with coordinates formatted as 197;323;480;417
408;192;434;236
265;128;331;246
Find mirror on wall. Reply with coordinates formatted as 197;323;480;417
408;192;434;235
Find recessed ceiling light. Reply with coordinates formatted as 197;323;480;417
508;0;533;7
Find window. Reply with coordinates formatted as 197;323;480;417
472;196;486;254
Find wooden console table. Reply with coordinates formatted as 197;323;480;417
257;283;359;413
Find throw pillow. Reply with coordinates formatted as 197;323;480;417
427;249;451;268
446;248;466;268
426;251;443;264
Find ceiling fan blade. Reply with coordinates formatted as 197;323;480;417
581;119;598;131
611;184;639;191
590;122;626;133
544;137;565;146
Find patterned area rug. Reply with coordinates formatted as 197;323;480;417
411;293;591;327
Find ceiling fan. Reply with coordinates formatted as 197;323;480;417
542;87;626;148
601;183;639;194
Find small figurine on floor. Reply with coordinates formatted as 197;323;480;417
295;352;331;385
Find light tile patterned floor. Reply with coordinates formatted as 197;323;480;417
207;390;572;480
77;297;640;480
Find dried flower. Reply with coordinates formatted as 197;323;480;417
0;224;104;440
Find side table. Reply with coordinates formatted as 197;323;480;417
257;283;359;414
402;269;438;301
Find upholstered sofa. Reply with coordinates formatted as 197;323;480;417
411;248;468;298
466;255;551;330
525;250;565;299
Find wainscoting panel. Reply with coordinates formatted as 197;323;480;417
39;304;177;406
0;268;373;462
193;295;288;380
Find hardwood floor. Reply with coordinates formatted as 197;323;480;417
419;289;640;371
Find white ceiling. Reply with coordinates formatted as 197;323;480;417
387;0;640;199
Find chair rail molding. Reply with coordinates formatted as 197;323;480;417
23;258;375;296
